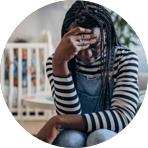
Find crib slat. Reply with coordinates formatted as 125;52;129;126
27;48;31;95
44;46;48;91
26;47;32;118
35;47;40;117
18;48;22;90
8;48;14;111
35;47;40;93
18;48;22;118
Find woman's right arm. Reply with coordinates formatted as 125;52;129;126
46;54;82;115
52;59;69;77
46;27;97;115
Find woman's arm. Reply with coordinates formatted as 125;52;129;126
52;53;69;77
46;27;97;115
81;48;139;133
57;114;85;131
46;55;82;115
38;55;85;143
52;50;85;131
36;114;85;144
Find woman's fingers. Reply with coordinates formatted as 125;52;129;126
67;27;91;36
66;27;98;40
76;39;96;46
75;33;98;41
75;38;97;51
76;44;90;51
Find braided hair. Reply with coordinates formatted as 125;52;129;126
61;1;121;111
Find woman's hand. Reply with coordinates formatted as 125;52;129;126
36;114;85;144
36;116;60;144
53;27;97;64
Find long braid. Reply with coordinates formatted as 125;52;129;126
61;1;121;111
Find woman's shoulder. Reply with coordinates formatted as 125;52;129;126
116;46;137;56
115;45;138;61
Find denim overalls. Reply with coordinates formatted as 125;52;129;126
52;46;118;147
77;46;118;113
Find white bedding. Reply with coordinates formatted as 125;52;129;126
3;81;44;107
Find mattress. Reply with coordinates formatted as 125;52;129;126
3;80;44;107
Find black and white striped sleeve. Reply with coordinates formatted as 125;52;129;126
82;49;139;133
46;54;82;115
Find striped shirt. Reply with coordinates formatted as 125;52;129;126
46;47;139;133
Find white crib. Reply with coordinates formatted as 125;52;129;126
0;30;55;121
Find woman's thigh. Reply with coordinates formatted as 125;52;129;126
52;129;86;148
86;129;117;147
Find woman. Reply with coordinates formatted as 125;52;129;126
36;1;139;147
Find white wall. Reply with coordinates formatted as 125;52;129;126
8;1;67;48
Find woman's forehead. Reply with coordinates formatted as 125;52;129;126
68;22;101;41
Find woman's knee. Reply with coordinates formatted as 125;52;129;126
52;129;86;147
86;129;117;147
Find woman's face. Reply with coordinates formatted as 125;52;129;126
68;22;107;65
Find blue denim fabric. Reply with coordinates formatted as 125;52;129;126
86;129;117;146
52;47;118;147
52;129;86;147
77;72;114;113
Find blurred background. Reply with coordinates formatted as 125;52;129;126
7;0;148;73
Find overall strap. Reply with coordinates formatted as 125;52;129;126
108;46;118;78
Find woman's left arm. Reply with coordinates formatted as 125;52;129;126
36;114;85;144
81;48;139;133
37;54;85;144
